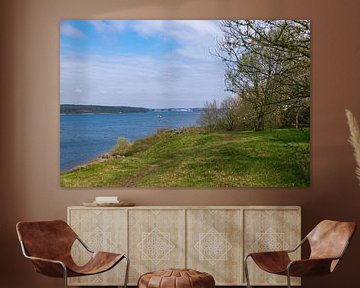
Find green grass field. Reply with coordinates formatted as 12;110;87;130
60;128;310;188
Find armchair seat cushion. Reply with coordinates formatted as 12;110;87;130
250;251;291;274
66;251;124;276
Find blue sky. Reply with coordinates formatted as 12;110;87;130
60;20;228;108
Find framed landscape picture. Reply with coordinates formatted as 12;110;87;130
60;20;310;188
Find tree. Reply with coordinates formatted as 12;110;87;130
217;20;310;130
221;96;240;131
199;95;256;132
198;100;221;131
225;47;285;130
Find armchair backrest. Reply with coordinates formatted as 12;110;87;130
307;220;356;261
16;220;77;261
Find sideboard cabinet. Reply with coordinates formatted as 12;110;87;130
67;206;301;286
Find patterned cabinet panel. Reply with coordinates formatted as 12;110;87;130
67;206;301;286
243;208;301;286
68;208;127;286
187;209;243;285
128;209;186;284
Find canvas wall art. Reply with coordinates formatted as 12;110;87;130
60;20;310;188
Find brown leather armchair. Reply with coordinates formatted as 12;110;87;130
16;220;129;288
244;220;356;288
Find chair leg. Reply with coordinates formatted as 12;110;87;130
62;264;68;288
286;270;291;288
123;255;130;288
244;255;252;288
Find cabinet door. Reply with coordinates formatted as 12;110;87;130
68;208;128;286
243;209;301;286
128;209;186;284
187;209;243;285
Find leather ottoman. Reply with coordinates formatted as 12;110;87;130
138;268;215;288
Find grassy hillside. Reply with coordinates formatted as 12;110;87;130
60;128;310;188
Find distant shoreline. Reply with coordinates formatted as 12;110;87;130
60;104;203;115
61;112;125;115
60;104;150;114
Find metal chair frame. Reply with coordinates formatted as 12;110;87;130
19;233;129;288
244;237;350;288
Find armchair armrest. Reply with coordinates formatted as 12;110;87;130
76;235;94;254
25;255;67;278
285;237;307;253
287;239;351;277
19;240;67;277
246;236;306;259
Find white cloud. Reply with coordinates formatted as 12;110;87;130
88;20;126;34
131;20;223;61
74;88;82;93
60;22;85;38
60;52;228;108
131;20;165;36
60;21;229;108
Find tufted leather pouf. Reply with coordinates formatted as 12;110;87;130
138;268;215;288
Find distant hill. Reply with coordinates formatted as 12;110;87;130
60;104;150;114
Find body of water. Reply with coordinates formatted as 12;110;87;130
60;110;201;171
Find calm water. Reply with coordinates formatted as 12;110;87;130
60;110;201;171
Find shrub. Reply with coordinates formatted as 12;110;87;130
111;137;132;157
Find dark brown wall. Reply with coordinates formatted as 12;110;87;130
1;0;360;287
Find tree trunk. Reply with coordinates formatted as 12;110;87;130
295;107;301;129
254;111;265;131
